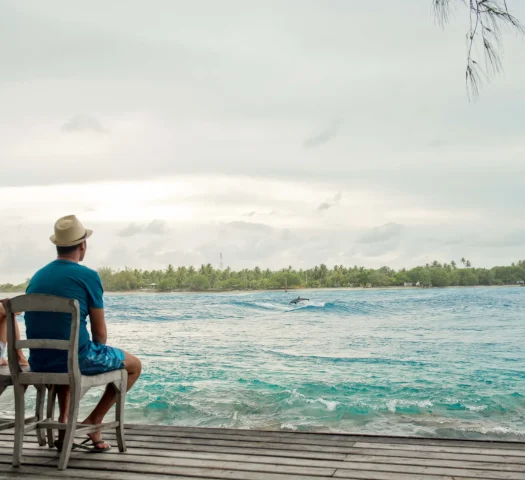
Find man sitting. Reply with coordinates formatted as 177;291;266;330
25;215;142;452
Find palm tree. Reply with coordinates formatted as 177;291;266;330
466;260;472;268
461;258;466;266
451;260;457;269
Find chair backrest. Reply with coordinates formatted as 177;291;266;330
2;294;81;386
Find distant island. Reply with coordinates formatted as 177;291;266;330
2;259;525;293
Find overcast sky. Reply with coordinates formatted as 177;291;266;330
1;0;524;283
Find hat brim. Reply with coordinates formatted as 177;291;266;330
50;229;93;247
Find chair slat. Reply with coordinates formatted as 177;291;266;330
8;294;77;314
18;373;70;386
17;340;70;351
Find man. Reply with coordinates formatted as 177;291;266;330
25;215;142;452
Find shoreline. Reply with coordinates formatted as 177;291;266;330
2;284;522;297
77;284;525;296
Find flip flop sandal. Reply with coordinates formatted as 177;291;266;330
74;438;112;453
54;440;83;453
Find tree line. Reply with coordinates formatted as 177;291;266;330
4;259;524;292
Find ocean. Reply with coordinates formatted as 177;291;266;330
1;286;524;440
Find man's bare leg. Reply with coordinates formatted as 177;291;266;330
0;304;29;366
56;386;71;443
81;351;141;449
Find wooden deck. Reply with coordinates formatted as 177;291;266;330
0;424;523;479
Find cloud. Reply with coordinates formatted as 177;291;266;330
317;191;343;212
357;223;405;244
243;211;257;217
61;114;107;134
221;221;274;234
428;138;446;149
143;219;168;235
303;119;343;149
466;229;525;249
1;1;525;281
118;223;144;238
117;219;168;237
352;223;407;258
0;240;52;282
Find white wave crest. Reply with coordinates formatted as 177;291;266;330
281;423;298;431
285;390;339;411
386;399;433;413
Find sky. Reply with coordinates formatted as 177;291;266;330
1;0;524;283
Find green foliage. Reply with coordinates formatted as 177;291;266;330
0;279;29;293
5;260;523;294
188;275;210;291
14;259;517;292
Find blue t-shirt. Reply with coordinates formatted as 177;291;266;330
25;260;104;372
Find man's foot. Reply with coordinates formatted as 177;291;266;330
76;438;111;453
81;418;111;451
17;355;29;367
0;356;28;367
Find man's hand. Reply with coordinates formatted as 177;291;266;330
89;308;107;345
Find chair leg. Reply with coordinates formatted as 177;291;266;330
12;384;25;467
46;385;56;448
58;390;79;471
58;417;77;470
115;370;127;453
35;386;47;447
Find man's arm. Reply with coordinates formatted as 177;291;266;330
89;308;107;345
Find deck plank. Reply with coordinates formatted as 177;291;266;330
0;432;357;454
0;463;205;480
6;440;525;471
0;454;335;480
100;426;525;449
0;451;338;477
0;425;521;479
0;438;348;461
346;448;525;464
353;442;525;457
125;424;525;449
1;443;524;473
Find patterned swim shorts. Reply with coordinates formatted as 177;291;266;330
79;342;125;376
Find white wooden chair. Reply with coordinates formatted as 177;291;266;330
0;366;47;441
2;294;128;470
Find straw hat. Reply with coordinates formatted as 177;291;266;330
50;215;93;247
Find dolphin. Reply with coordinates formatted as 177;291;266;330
290;296;310;304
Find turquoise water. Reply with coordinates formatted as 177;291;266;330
2;287;525;440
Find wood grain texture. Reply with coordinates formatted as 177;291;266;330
0;425;521;479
